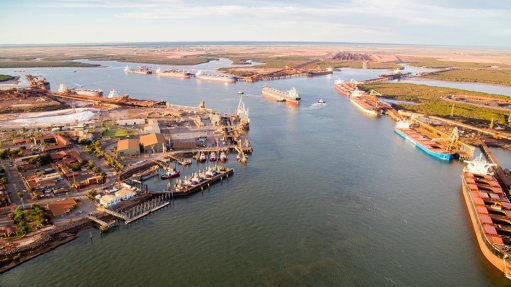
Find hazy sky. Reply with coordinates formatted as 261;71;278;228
1;0;510;46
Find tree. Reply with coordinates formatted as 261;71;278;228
28;153;51;167
86;189;98;201
0;149;10;159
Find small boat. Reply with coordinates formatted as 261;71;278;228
161;168;180;180
318;99;326;104
209;152;217;162
219;152;227;163
238;91;244;94
198;152;207;163
205;168;218;178
236;154;241;161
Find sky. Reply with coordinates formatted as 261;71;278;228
0;0;510;46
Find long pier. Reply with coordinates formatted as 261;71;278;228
99;194;171;224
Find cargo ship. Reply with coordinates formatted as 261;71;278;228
349;89;382;117
394;120;455;161
461;156;511;279
195;70;236;83
262;87;301;103
334;80;357;97
124;66;153;75
307;70;333;77
155;68;190;79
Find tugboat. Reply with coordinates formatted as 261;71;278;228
198;152;207;163
219;151;227;163
161;167;180;180
276;97;286;103
209;152;217;162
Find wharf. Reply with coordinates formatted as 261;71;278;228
410;116;475;160
167;168;234;197
87;215;116;232
480;142;511;191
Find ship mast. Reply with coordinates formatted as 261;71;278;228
236;95;249;122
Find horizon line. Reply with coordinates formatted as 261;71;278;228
1;40;510;50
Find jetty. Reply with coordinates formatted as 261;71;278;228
87;215;116;232
158;167;234;197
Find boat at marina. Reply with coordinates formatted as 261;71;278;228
197;152;207;163
195;70;236;83
209;152;217;162
394;120;455;161
161;167;180;180
155;68;190;79
461;156;511;279
235;95;250;130
124;66;153;75
262;87;301;103
219;151;227;163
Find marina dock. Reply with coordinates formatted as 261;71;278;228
164;167;234;197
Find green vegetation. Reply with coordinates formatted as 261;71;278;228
0;74;15;82
423;69;511;87
85;140;123;172
86;189;97;201
359;82;510;126
0;61;99;68
87;54;218;65
28;154;52;167
9;205;50;235
10;207;29;235
101;128;136;138
404;57;498;69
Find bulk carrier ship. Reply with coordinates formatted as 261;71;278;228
461;156;511;279
349;89;384;117
262;87;301;103
156;68;190;79
334;80;357;97
394;120;455;161
124;66;153;75
195;71;236;83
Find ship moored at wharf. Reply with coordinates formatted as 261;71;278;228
349;89;385;117
262;86;301;103
155;68;191;79
462;157;511;279
394;120;455;161
124;66;153;75
334;79;357;97
195;70;236;83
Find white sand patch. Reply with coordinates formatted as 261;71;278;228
0;108;99;127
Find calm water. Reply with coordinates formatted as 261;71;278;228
1;61;511;286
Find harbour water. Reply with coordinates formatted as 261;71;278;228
1;60;510;286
